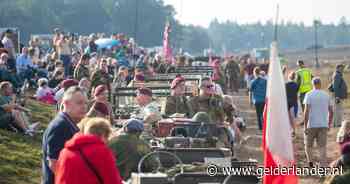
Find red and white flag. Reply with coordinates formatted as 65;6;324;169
262;41;298;184
163;22;173;64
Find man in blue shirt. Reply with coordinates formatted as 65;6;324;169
16;47;36;85
42;86;88;184
16;47;34;74
249;67;267;130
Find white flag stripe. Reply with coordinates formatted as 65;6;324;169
266;42;295;165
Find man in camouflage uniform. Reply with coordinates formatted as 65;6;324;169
134;88;161;141
189;77;227;124
73;54;90;81
90;59;112;99
109;119;157;180
189;77;235;148
164;76;193;117
224;59;240;93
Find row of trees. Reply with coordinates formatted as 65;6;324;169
1;0;350;54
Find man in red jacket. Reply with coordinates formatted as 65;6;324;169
55;118;123;184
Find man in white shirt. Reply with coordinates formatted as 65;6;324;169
303;77;333;167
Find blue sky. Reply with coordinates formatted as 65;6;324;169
163;0;350;27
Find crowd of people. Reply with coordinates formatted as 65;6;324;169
0;28;349;183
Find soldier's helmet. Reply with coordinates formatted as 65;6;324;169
192;112;212;124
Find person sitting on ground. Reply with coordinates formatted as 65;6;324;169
325;142;350;184
55;117;123;184
164;75;193;117
0;81;39;135
36;78;56;105
48;69;64;89
109;119;157;181
0;53;21;89
337;120;350;147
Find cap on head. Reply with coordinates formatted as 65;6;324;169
125;119;144;133
94;85;107;97
61;79;79;90
137;87;152;97
93;102;109;116
171;75;185;89
135;74;145;82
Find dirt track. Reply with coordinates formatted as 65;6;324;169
231;89;348;184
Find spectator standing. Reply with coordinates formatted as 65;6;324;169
224;59;240;93
249;67;267;131
73;54;90;81
57;35;72;78
90;59;112;99
244;58;256;89
42;86;87;184
329;64;348;127
1;29;16;71
303;77;333;167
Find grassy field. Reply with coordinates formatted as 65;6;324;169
0;100;55;184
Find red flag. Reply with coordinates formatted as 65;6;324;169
262;42;298;184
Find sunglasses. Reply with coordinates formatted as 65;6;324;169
206;84;214;89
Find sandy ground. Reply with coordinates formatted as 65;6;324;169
231;87;349;184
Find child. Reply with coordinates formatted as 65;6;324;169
36;78;56;104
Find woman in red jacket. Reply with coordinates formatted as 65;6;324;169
55;117;123;184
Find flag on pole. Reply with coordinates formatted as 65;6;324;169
163;22;173;64
262;41;298;184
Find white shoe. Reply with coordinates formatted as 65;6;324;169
28;122;40;131
24;130;34;137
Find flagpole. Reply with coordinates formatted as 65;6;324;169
274;4;279;42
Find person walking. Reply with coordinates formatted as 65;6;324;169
296;60;313;112
249;67;267;131
329;64;348;127
303;77;333;167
